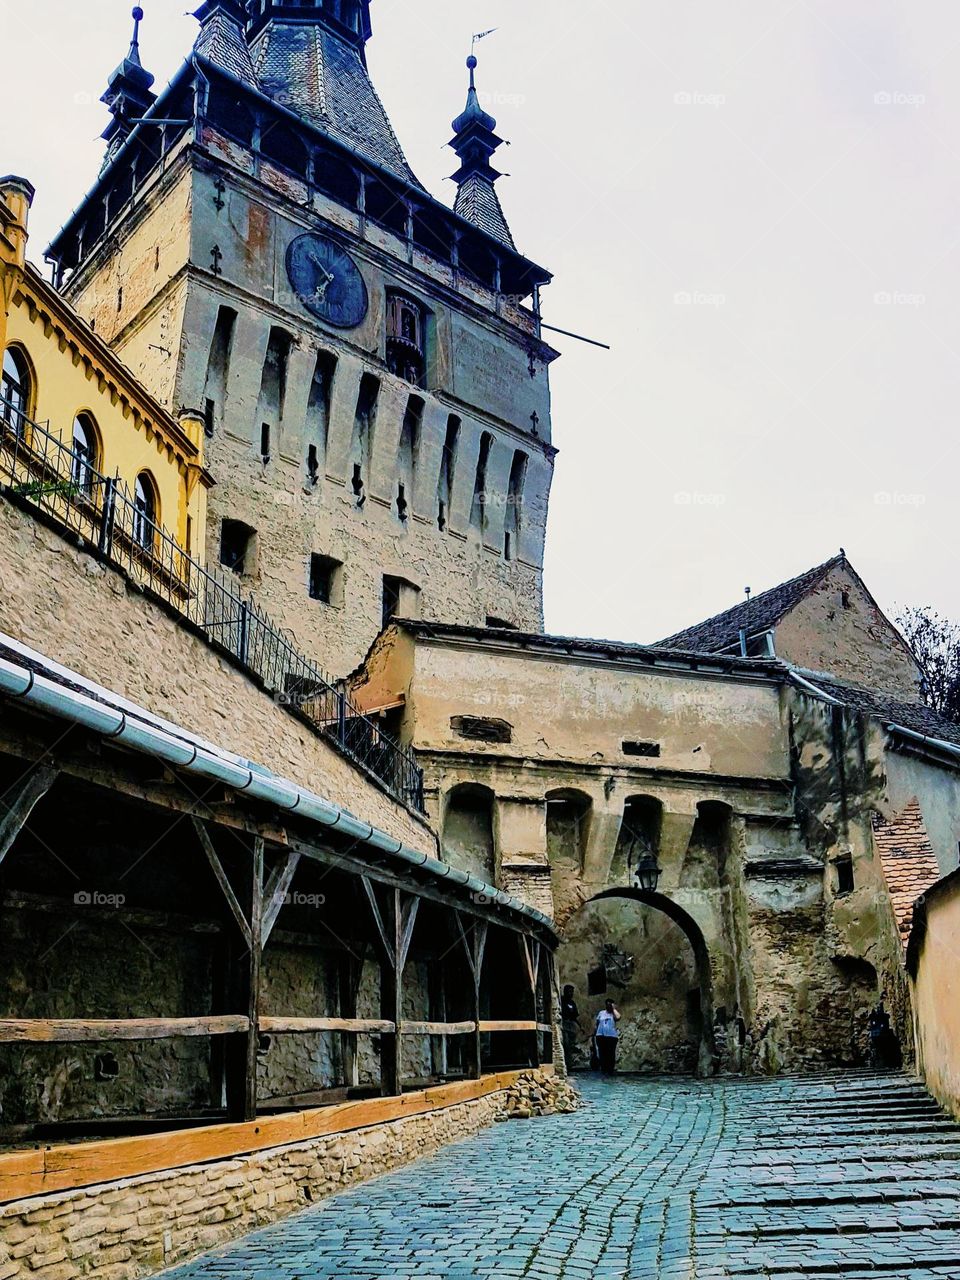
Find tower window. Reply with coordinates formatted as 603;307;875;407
307;444;320;484
260;422;271;462
220;519;257;576
308;554;342;605
386;291;427;387
470;432;493;531
382;575;421;629
438;414;460;531
836;855;855;896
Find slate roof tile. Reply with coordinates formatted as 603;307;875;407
249;23;422;188
454;175;516;249
194;11;260;88
659;555;844;652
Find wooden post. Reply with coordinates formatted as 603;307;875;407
192;819;263;1122
244;836;264;1122
456;913;487;1081
362;880;418;1097
427;961;448;1080
520;935;542;1069
338;949;364;1090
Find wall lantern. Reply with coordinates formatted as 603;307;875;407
625;831;662;893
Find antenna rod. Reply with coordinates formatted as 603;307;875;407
539;322;611;350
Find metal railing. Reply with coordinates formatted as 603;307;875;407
0;406;425;812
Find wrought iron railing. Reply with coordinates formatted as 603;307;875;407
0;406;425;812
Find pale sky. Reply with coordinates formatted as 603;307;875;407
3;0;959;643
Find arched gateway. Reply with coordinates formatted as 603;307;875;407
557;888;715;1075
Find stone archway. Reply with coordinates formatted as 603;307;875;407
558;888;715;1075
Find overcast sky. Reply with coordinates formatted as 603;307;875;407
4;0;959;642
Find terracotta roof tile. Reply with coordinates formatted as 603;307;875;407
873;799;942;950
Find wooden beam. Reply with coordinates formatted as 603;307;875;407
0;764;58;866
479;1021;540;1033
400;1021;476;1036
0;1017;249;1043
361;877;395;968
261;850;301;945
191;817;251;947
397;895;419;972
0;1069;553;1205
259;1017;394;1034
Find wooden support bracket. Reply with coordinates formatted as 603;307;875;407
0;765;58;867
191;816;252;947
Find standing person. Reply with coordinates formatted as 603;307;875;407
560;984;580;1071
868;1002;891;1069
594;999;621;1075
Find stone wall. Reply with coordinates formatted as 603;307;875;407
0;910;214;1125
773;561;921;701
0;1072;551;1280
0;493;433;856
910;871;960;1119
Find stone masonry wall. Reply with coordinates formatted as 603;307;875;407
0;494;433;855
0;1074;552;1280
774;562;921;701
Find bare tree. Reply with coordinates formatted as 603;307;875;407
895;606;960;722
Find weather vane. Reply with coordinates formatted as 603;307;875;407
471;27;498;56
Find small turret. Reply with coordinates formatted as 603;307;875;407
449;55;515;249
100;8;157;167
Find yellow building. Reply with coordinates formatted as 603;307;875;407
0;176;210;565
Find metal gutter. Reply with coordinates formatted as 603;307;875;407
884;722;960;767
785;668;845;706
0;648;554;937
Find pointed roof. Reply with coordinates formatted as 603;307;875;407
100;6;157;153
449;55;515;248
873;800;942;950
658;554;850;653
248;20;422;187
454;174;516;249
193;0;259;87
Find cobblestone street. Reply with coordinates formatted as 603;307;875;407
166;1073;960;1280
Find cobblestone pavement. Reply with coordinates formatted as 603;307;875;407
166;1072;960;1279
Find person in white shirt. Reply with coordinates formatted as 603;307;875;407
594;999;621;1075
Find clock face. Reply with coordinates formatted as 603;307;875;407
285;233;369;329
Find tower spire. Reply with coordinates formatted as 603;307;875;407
449;54;515;249
100;7;156;166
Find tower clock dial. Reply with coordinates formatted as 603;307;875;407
285;233;369;329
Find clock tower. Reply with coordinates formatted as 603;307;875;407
46;2;559;676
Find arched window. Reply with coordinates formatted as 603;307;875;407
1;347;32;437
71;415;100;495
133;472;159;551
